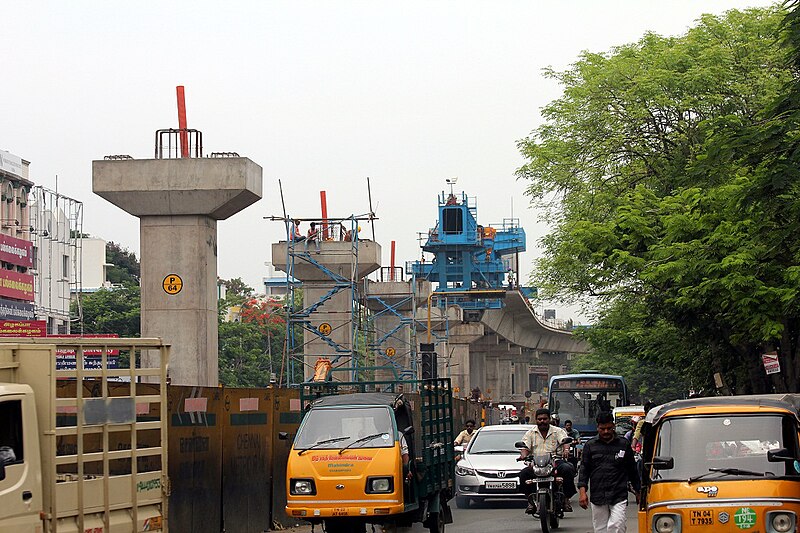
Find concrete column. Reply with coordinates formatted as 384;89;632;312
373;312;411;382
447;322;483;396
272;241;381;381
498;358;513;401
93;157;262;386
140;215;218;385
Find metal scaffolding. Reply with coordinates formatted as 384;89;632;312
29;185;83;334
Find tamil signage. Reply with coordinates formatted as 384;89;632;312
0;298;35;320
0;320;46;337
762;352;781;375
0;270;34;301
50;334;121;370
0;234;33;268
0;150;24;178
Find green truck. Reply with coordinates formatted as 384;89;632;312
282;378;456;533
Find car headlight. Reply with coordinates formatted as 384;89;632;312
533;465;553;477
290;478;316;495
366;476;394;494
769;511;795;533
456;465;476;476
653;514;679;533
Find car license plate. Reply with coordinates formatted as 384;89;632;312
485;481;516;490
689;509;714;526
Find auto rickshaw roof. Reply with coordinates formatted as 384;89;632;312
311;392;403;408
646;394;800;425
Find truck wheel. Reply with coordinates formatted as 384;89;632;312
455;496;470;509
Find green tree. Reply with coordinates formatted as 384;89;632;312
73;286;141;337
106;241;140;286
218;319;272;387
518;5;799;394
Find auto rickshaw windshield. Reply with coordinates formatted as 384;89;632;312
294;406;396;450
652;414;800;481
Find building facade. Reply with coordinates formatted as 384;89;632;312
0;149;83;335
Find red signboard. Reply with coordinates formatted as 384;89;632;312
0;269;34;301
0;234;33;268
762;352;781;375
0;320;46;337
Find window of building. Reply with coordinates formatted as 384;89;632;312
62;255;69;279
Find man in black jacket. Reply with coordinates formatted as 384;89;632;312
578;411;640;533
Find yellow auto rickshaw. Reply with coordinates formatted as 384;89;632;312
638;394;800;533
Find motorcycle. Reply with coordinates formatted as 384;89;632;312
515;437;573;533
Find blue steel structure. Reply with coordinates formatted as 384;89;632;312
410;191;526;309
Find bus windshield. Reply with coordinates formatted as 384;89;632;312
550;390;626;430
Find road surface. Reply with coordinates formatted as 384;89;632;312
286;496;640;532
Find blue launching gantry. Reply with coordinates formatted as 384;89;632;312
410;190;526;310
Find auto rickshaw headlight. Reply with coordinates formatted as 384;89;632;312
768;511;795;533
366;476;394;494
653;513;679;533
290;478;316;495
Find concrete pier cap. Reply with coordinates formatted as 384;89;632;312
92;158;262;218
93;157;263;387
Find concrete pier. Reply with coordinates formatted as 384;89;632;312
93;157;262;386
272;240;381;380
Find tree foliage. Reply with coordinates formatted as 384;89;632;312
519;4;800;395
73;286;141;337
106;241;140;286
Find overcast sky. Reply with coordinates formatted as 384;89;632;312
2;0;776;323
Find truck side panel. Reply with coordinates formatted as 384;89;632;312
0;338;169;533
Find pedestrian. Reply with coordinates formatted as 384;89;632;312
518;408;577;514
578;411;641;533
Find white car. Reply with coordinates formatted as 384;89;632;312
454;424;533;508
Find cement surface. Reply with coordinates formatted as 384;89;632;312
271;241;381;281
93;158;262;219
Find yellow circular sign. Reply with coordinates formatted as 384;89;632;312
386;347;396;357
318;322;332;335
163;274;183;295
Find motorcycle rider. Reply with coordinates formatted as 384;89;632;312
518;408;577;514
564;419;582;468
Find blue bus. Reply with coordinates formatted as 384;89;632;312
547;372;629;437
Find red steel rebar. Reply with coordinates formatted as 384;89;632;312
176;86;189;158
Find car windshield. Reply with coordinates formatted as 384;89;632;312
468;428;528;454
294;406;396;450
652;414;800;481
551;390;626;429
